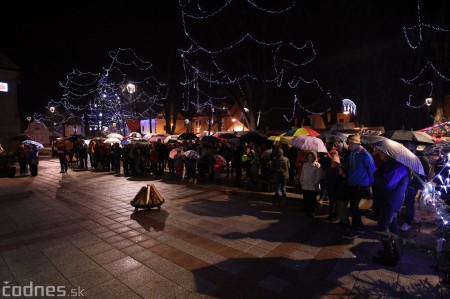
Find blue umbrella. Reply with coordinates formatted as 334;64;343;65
22;140;44;149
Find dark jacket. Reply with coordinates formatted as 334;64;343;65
373;160;409;212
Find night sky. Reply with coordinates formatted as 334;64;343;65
2;0;450;130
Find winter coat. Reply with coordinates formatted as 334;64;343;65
347;146;376;187
271;155;290;181
373;160;409;212
300;160;322;191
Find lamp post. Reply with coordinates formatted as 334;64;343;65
49;106;55;141
126;83;136;135
127;83;136;114
425;97;433;126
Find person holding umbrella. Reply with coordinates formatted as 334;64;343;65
400;142;431;232
372;147;410;266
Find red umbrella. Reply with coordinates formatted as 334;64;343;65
214;155;226;166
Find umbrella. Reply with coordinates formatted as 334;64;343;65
10;134;33;142
381;130;435;144
284;127;320;137
320;131;348;142
92;137;106;141
169;148;184;159
360;134;388;145
106;133;123;141
178;132;197;141
128;132;142;139
261;149;272;160
147;134;167;142
129;138;149;144
267;133;291;144
22;140;44;149
184;150;200;159
214;155;226;166
200;135;219;143
164;135;180;144
372;137;425;175
239;131;268;143
214;132;237;140
288;136;327;153
103;137;121;144
326;123;355;131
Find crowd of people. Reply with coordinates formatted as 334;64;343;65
14;143;39;176
15;131;433;267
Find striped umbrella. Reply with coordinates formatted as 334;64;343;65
284;127;320;137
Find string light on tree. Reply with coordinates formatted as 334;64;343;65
402;0;450;109
178;0;330;130
33;48;168;135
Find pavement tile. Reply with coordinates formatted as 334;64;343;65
57;257;99;279
90;248;127;266
79;241;115;256
103;256;142;276
68;266;113;290
109;238;134;249
121;244;145;256
82;278;133;299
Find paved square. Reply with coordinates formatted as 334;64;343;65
0;159;447;298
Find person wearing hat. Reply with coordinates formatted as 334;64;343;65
343;134;376;239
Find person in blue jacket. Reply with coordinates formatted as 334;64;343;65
343;134;376;239
372;147;409;266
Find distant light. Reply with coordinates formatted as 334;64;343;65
0;82;8;92
127;83;136;94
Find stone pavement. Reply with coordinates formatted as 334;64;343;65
0;159;447;298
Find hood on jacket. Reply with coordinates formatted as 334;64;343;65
305;150;318;162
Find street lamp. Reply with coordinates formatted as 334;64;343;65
425;97;433;125
126;83;136;134
49;107;56;140
127;83;136;113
